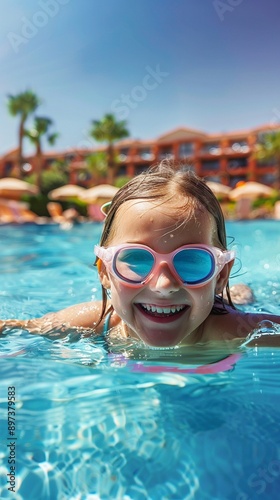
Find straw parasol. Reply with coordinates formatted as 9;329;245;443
48;184;86;200
0;178;38;199
79;184;119;204
206;181;231;199
229;182;276;201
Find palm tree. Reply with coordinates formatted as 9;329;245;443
89;113;129;184
24;117;58;192
86;151;108;184
255;131;280;191
7;90;41;178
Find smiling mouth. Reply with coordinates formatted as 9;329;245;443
136;303;188;319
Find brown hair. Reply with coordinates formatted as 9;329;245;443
95;160;235;325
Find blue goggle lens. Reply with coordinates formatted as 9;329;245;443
115;248;155;282
114;247;215;285
173;248;214;284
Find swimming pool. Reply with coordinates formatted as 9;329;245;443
0;221;280;499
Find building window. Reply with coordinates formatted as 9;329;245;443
181;163;195;172
228;158;248;169
259;173;276;184
118;148;129;161
179;143;194;158
4;161;13;176
135;164;149;175
77;171;91;182
138;148;154;160
117;165;127;177
65;154;75;161
201;160;220;171
159;147;174;160
201;143;221;155
46;158;55;166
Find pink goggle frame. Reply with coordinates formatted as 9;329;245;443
94;243;235;288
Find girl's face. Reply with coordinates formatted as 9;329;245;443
100;198;229;347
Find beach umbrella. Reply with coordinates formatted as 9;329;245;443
206;181;231;199
79;184;119;203
229;182;276;201
49;184;86;200
0;178;38;199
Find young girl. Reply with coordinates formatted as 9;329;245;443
1;161;279;355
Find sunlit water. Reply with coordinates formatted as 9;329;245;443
0;221;280;499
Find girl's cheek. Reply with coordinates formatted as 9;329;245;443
190;285;215;310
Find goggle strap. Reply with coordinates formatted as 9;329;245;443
226;250;236;263
95;245;112;263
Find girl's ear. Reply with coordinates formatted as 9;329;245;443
97;259;111;290
215;260;235;294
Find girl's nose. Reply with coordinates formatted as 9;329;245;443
148;263;181;294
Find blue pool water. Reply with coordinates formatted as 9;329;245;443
0;220;280;499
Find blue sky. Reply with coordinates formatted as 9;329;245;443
1;0;280;154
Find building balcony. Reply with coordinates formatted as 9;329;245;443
200;145;222;156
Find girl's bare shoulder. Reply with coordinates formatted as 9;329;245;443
204;308;280;344
40;301;120;334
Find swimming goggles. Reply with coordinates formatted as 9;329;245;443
94;244;235;287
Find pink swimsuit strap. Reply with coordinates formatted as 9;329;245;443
129;353;242;375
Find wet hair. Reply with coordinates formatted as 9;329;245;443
95;160;235;326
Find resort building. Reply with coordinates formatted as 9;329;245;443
0;123;279;187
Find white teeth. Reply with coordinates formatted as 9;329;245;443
141;304;185;314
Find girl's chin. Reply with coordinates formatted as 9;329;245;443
135;328;186;348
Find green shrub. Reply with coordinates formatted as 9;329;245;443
114;176;132;188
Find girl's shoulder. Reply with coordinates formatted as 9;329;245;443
39;301;122;338
39;301;106;334
60;301;122;333
204;308;280;344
